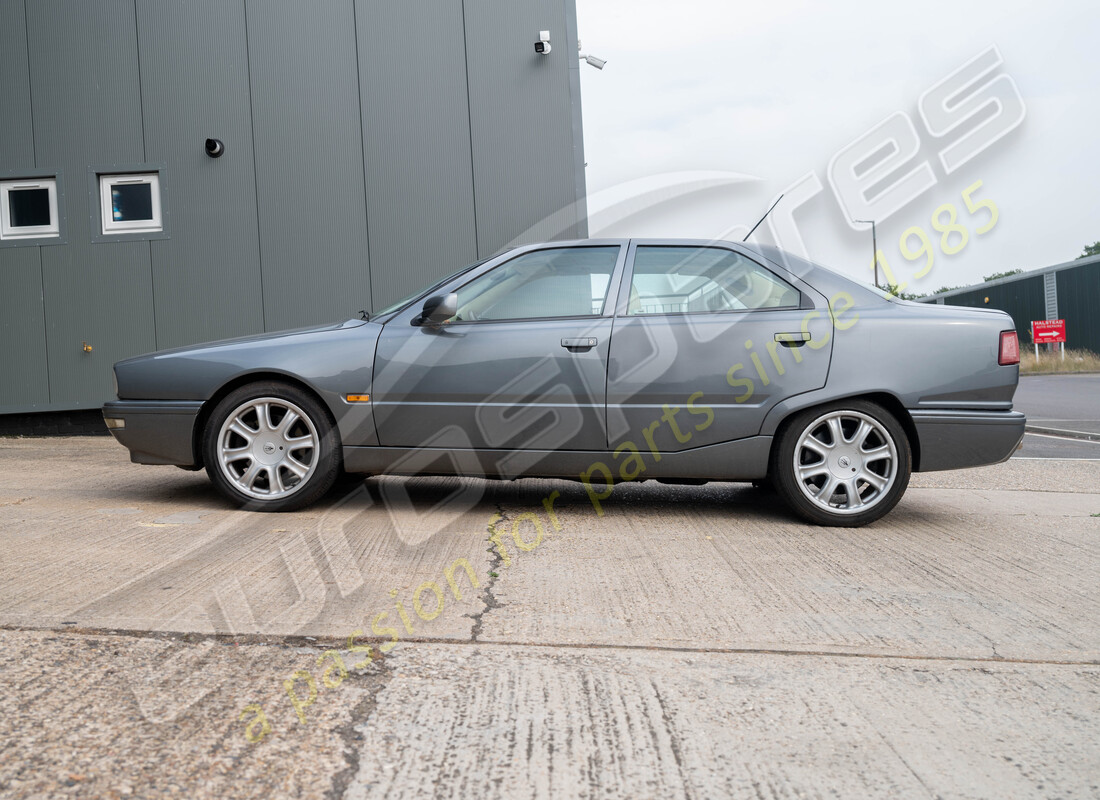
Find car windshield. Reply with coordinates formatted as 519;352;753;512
371;257;492;318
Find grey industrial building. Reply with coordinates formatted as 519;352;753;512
0;0;588;417
920;254;1100;354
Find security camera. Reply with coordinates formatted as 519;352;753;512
205;138;225;158
583;55;606;70
535;30;551;55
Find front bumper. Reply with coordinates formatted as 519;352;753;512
910;409;1026;472
102;400;204;466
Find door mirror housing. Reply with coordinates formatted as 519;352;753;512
419;293;457;325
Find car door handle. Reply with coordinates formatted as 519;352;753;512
774;331;811;347
561;337;598;352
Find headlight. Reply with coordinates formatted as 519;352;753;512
112;368;119;398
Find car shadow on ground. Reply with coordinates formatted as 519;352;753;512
102;469;944;531
320;474;801;527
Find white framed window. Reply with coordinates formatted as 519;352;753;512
98;172;162;234
0;178;60;240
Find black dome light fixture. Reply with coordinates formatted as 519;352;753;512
205;138;225;158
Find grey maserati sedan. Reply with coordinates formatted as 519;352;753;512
103;239;1025;526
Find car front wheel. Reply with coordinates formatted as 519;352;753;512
771;400;911;527
203;381;341;512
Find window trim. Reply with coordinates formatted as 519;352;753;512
617;243;802;317
443;312;608;327
98;172;162;234
0;175;61;243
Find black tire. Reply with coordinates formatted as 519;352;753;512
770;399;911;527
203;381;341;512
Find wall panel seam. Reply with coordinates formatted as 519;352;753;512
351;0;373;313
133;0;156;351
133;0;147;163
459;0;481;257
242;0;267;331
564;0;587;237
36;247;51;402
22;0;36;167
23;0;49;402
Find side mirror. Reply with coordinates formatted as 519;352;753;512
420;293;457;325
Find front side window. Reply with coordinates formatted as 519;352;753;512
627;246;800;315
0;178;60;240
98;172;162;234
453;246;619;322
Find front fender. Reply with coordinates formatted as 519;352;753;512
113;321;384;449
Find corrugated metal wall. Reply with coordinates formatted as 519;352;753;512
138;0;265;351
0;0;49;409
0;0;587;414
28;1;158;409
464;0;586;253
356;0;479;307
1055;262;1100;353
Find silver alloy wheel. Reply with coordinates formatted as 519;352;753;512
792;409;898;515
216;397;319;500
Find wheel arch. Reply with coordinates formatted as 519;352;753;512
190;371;338;469
767;391;921;473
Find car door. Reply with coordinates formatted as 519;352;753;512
372;244;627;471
605;241;833;453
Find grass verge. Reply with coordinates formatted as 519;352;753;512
1019;348;1100;374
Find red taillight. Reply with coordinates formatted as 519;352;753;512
999;330;1020;366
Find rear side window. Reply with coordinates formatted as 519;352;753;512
627;246;800;315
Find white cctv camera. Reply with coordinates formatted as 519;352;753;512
577;41;607;70
535;30;551;55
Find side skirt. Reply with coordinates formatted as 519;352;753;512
342;436;772;481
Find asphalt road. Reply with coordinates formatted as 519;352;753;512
1;437;1098;799
1011;373;1100;458
1015;373;1100;439
1018;432;1100;459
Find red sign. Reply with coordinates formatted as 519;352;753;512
1032;319;1066;343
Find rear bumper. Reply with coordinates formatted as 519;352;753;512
910;409;1025;472
102;400;203;466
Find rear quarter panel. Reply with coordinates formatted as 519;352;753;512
760;300;1019;435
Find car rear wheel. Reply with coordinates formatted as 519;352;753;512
771;400;911;527
203;381;341;511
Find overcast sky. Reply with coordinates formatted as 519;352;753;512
574;0;1100;292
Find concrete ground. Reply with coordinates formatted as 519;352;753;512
1;437;1098;799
